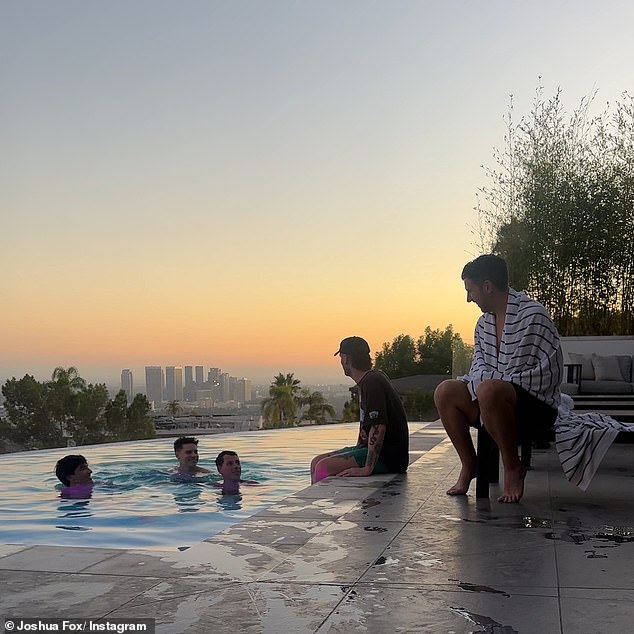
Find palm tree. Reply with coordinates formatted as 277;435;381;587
272;372;302;396
51;366;86;392
47;367;87;441
301;391;336;424
262;374;300;427
165;400;182;417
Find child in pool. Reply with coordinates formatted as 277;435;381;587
55;454;94;498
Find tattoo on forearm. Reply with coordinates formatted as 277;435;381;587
365;425;383;472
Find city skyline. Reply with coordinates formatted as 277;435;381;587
0;360;354;392
3;2;634;387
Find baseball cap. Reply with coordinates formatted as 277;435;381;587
334;336;371;357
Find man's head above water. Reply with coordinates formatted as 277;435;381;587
215;450;242;483
55;454;93;487
174;436;208;474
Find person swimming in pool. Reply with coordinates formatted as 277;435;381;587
215;450;258;494
55;454;94;498
173;436;212;477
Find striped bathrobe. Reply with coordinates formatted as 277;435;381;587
556;394;634;490
458;288;563;409
459;288;634;491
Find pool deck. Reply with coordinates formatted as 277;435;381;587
1;421;633;633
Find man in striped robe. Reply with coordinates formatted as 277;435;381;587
434;254;562;503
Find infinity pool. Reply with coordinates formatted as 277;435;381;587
0;424;422;550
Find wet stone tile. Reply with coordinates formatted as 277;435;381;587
81;549;196;578
0;545;121;573
0;544;32;559
157;539;291;583
259;520;403;584
255;497;361;521
216;517;336;547
358;520;558;589
291;478;391;500
316;584;561;634
560;589;634;633
0;570;162;619
554;532;634;589
110;581;347;634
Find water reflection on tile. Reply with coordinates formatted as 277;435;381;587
0;545;121;573
317;585;561;634
110;581;347;634
0;570;161;619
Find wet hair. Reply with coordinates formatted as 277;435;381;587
215;450;238;469
55;454;87;487
461;254;509;291
173;436;198;453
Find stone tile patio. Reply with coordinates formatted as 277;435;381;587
1;422;632;633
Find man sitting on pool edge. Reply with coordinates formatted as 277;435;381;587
310;336;410;483
55;454;94;498
215;450;258;494
173;436;212;478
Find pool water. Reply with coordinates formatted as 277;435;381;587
0;424;424;550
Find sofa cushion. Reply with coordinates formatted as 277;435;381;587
620;355;633;382
568;352;595;380
580;380;634;395
591;354;626;381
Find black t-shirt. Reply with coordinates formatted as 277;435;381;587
358;370;409;472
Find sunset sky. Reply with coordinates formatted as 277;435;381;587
2;1;633;387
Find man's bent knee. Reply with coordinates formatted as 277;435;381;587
475;379;516;408
434;379;470;408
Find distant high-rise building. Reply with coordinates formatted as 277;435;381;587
220;372;230;402
184;366;194;402
195;366;204;387
165;366;183;402
228;376;238;402
145;366;163;408
237;378;252;403
121;369;133;402
207;367;221;385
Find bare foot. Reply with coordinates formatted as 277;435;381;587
446;467;476;496
498;464;527;503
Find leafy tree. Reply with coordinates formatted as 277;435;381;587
403;389;437;421
72;383;109;445
417;326;459;375
105;390;129;440
477;85;634;335
125;394;155;440
375;326;467;378
1;374;54;448
451;338;474;378
341;399;360;423
1;371;154;450
375;335;418;378
105;391;154;441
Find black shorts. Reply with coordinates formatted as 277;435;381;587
471;383;557;443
